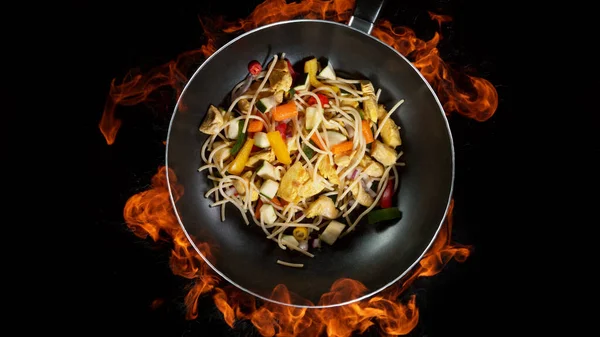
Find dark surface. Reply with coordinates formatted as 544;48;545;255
169;19;454;304
71;0;534;336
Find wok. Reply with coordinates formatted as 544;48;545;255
166;0;454;307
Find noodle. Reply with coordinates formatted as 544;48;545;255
374;99;404;139
197;53;406;267
244;55;279;133
277;260;304;268
333;77;362;84
346;166;394;233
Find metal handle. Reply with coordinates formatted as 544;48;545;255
348;0;385;34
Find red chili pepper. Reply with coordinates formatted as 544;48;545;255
380;180;394;208
275;122;287;140
307;93;329;106
285;59;296;80
248;60;262;76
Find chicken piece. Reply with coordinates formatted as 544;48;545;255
305;195;339;219
211;141;231;164
268;59;293;92
371;140;397;167
377;104;387;120
334;150;356;168
376;105;401;148
359;155;384;178
222;110;233;122
298;178;325;199
248;81;261;92
274;90;284;104
350;182;374;207
199;105;224;135
379;119;401;148
360;81;378;123
232;171;259;201
318;155;340;185
245;149;275;168
237;99;250;114
240;81;277;106
277;161;310;203
340;96;359;108
232;179;245;195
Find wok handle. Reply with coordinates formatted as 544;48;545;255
348;0;385;34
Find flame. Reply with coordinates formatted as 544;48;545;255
98;50;204;145
150;298;164;310
212;0;354;34
98;0;499;145
428;11;452;29
125;166;469;336
211;201;467;337
123;167;220;320
110;0;497;335
372;21;498;122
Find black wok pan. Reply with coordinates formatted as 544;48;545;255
166;0;454;307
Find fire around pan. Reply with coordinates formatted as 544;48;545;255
166;0;454;307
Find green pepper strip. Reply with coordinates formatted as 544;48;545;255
367;207;402;225
357;108;366;120
301;140;316;160
230;120;246;156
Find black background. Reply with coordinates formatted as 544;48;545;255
67;0;560;335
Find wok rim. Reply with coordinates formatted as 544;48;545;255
165;18;455;308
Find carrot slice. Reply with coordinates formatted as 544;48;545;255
310;132;326;151
272;102;298;121
361;120;374;144
330;140;353;154
271;196;282;207
247;120;263;132
255;199;263;219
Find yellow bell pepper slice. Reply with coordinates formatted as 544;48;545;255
329;85;341;94
303;58;340;94
266;131;291;165
304;58;322;86
293;227;309;241
228;138;254;175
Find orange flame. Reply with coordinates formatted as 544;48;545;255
428;11;452;29
98;49;204;145
217;0;354;34
125;166;469;336
98;0;499;145
123;167;220;320
112;0;493;335
372;21;498;122
150;298;164;310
